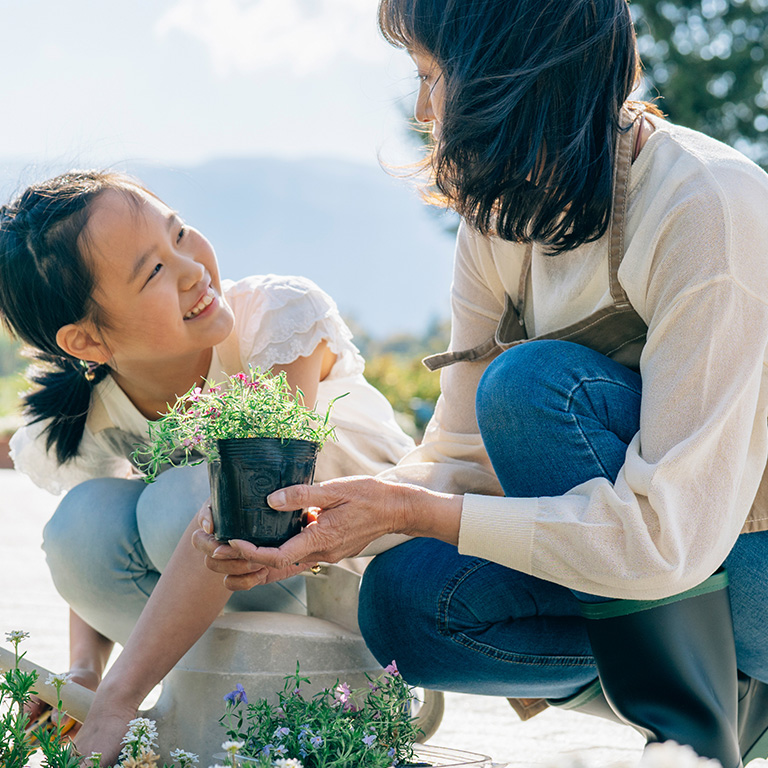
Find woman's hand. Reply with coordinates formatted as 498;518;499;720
192;476;462;590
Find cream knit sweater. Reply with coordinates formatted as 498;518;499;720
379;115;768;600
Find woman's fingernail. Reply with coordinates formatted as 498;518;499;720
269;491;286;507
202;518;212;534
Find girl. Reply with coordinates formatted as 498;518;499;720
193;1;768;767
0;170;415;749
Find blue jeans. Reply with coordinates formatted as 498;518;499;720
359;340;768;698
43;463;307;645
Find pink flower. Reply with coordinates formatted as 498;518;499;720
188;387;203;403
385;661;399;677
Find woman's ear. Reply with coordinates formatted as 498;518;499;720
55;323;111;364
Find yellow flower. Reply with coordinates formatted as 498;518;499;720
120;749;160;768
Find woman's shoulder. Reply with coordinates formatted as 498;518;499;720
635;117;768;207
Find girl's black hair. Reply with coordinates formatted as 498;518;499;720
379;0;659;253
0;170;142;463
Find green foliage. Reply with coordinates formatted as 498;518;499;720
1;631;80;768
351;318;449;435
136;368;338;481
631;0;768;166
0;329;25;377
0;372;25;428
219;662;421;768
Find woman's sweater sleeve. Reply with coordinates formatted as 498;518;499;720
377;221;510;495
459;170;768;599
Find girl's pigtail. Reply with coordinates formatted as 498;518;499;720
0;170;135;465
21;352;109;464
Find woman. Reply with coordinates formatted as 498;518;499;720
192;1;768;766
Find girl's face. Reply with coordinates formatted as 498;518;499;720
81;188;235;369
410;49;445;141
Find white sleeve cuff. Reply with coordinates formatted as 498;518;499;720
458;494;537;573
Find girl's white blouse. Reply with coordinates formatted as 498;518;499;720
10;275;415;495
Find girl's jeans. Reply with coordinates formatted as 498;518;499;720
43;463;307;646
359;340;768;699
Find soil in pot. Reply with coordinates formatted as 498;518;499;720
209;437;318;547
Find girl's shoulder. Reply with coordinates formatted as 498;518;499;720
219;274;364;376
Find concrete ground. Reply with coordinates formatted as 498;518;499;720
0;468;645;767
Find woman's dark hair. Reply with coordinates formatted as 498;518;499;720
0;170;144;463
379;0;660;253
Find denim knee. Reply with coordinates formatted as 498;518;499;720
43;478;146;590
136;464;210;571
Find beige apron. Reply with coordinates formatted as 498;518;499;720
423;117;768;720
424;117;768;537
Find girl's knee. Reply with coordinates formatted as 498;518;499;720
43;478;143;558
135;464;210;571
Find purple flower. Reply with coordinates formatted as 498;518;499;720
385;661;399;677
273;745;288;757
388;747;396;758
362;733;377;747
224;684;248;704
334;682;352;703
368;681;380;692
274;726;290;740
260;744;273;757
310;736;323;748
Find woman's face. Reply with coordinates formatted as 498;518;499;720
410;49;445;141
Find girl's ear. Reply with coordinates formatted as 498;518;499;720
55;323;111;364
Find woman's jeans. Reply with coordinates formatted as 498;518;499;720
43;463;307;646
359;340;768;699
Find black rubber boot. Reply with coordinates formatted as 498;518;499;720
549;671;768;765
738;672;768;763
579;570;741;768
547;678;623;724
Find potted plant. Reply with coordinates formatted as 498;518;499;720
213;661;497;768
136;368;337;547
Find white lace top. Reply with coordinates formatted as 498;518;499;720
10;275;415;495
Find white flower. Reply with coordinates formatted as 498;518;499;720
5;630;29;644
638;741;722;768
45;672;74;687
272;759;304;768
170;749;199;765
221;740;245;753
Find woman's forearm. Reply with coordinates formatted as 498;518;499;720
94;516;231;707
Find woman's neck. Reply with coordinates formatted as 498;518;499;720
109;348;214;420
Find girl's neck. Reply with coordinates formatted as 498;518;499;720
110;348;213;420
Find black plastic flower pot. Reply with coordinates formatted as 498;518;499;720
208;437;319;547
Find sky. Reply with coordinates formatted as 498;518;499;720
0;0;419;169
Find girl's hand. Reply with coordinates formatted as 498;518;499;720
72;693;139;766
192;476;462;590
25;667;101;743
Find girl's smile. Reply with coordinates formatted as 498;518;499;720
69;187;236;413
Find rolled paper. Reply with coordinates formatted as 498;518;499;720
0;645;94;723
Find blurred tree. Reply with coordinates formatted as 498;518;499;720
631;0;768;167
